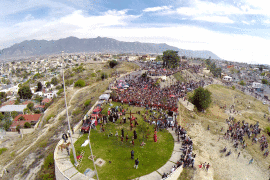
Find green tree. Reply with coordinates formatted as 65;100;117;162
162;50;180;68
16;125;21;132
190;87;212;112
262;79;268;84
24;122;31;128
239;80;246;86
35;95;43;105
18;86;33;99
18;116;25;121
51;77;59;86
0;92;7;100
109;60;118;68
155;55;162;61
11;111;18;119
45;82;51;88
212;67;222;78
27;102;34;111
74;79;85;87
36;82;43;92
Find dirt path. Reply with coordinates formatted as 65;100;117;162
189;121;268;180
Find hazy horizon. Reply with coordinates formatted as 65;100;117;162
1;0;270;65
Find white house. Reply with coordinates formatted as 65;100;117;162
252;82;263;89
34;91;43;96
222;76;232;82
44;91;57;99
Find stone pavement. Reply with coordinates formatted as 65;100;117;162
54;130;95;180
136;128;183;180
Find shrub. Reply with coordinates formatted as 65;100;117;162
109;60;118;68
56;85;62;90
74;79;85;87
27;102;34;111
0;148;7;155
265;126;270;133
44;153;54;169
51;77;59;86
232;86;235;90
239;80;246;86
39;139;48;148
18;116;25;120
190;87;212;112
91;73;96;77
101;73;108;80
34;109;41;114
24;122;31;128
57;89;64;96
84;99;91;107
46;114;55;123
262;79;268;84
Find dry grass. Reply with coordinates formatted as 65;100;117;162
178;84;270;179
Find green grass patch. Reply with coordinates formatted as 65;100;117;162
46;114;55;123
0;148;7;155
173;72;186;82
71;102;174;180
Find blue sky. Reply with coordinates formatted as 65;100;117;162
1;0;270;64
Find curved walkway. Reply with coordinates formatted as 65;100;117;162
54;125;183;180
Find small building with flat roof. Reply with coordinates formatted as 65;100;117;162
0;105;27;114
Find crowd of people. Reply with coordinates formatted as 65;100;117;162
112;69;205;113
223;116;269;157
162;125;197;179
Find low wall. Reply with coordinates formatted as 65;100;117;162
54;139;70;180
54;101;98;180
20;128;35;134
162;166;183;180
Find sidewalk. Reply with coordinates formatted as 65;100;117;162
54;131;95;180
179;98;194;111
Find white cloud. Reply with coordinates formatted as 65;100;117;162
242;20;250;25
177;0;242;17
24;14;34;21
143;6;172;12
194;16;234;24
0;6;270;65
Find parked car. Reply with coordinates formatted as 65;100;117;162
91;107;102;118
81;119;91;133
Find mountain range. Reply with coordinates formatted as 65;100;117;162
0;36;220;60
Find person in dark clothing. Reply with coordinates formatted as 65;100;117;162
134;158;139;169
62;133;68;143
121;128;124;138
131;150;134;159
126;134;129;142
134;130;137;139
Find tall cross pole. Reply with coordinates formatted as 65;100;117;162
61;51;78;166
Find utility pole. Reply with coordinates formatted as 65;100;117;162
88;123;99;179
61;51;78;166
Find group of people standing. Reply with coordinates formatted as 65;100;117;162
112;68;205;113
